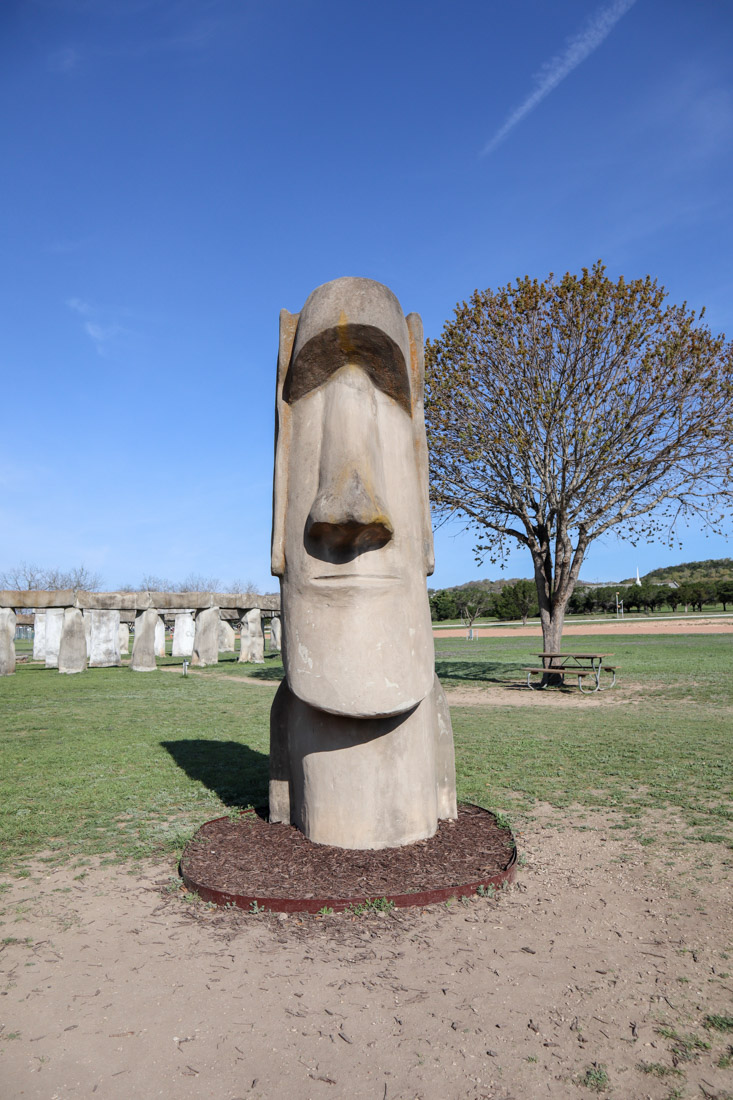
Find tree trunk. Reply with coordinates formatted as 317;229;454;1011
530;528;587;681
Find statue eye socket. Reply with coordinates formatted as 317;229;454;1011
284;324;411;413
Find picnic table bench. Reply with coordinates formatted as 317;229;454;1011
522;652;617;694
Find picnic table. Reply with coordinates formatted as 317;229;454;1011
522;652;617;694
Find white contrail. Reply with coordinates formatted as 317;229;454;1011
481;0;638;156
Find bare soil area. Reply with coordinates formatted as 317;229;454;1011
436;617;733;638
2;805;731;1100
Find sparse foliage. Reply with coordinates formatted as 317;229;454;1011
426;262;733;649
0;562;102;591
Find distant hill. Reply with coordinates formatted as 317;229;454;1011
621;558;733;585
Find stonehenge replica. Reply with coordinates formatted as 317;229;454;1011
58;607;87;674
219;619;236;652
269;614;282;652
172;612;195;657
191;606;220;667
89;610;121;667
269;276;457;850
0;608;16;676
238;607;265;664
0;588;280;674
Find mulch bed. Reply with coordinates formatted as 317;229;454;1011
181;804;517;912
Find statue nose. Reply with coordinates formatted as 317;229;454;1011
306;469;393;553
305;366;394;557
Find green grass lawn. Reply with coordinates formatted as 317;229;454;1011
0;634;731;870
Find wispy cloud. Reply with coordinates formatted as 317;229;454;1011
66;297;92;317
481;0;638;156
48;47;80;73
66;298;128;356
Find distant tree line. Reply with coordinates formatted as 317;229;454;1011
569;580;733;615
429;577;733;623
429;580;540;625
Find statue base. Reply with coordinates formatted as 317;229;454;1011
180;804;517;913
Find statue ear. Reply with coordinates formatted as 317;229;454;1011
271;309;300;576
406;312;435;576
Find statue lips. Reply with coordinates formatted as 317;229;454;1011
312;573;400;583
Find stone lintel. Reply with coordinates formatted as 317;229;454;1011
0;590;280;612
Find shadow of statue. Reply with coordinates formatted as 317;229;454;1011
434;659;522;685
243;662;285;682
161;739;269;811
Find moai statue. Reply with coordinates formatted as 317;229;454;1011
219;619;236;653
0;608;16;675
269;277;457;850
172;612;195;657
131;608;158;671
45;607;65;669
58;608;88;674
33;611;47;660
269;615;282;652
191;606;220;666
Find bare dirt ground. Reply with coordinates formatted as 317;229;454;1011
2;805;732;1100
436;617;733;638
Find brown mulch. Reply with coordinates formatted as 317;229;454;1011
181;803;516;911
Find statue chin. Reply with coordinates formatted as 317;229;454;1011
282;575;435;719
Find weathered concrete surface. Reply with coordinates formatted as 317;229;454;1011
0;590;280;611
269;615;282;652
269;677;455;849
154;617;166;658
118;622;130;656
33;611;46;660
83;611;93;657
131;609;158;672
238;616;251;663
3;590;76;610
89;610;121;667
219;619;236;653
58;608;88;674
0;608;16;675
45;608;65;669
191;606;220;667
171;612;195;657
245;608;264;664
270;277;456;849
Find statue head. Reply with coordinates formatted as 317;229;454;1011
272;277;435;718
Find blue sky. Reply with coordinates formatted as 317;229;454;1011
2;0;732;591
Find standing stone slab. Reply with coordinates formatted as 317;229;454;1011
0;608;16;675
245;608;264;664
172;612;195;657
45;608;65;669
58;608;88;674
219;619;236;653
154;616;166;658
131;608;158;672
269;277;457;849
191;606;220;667
269;615;282;652
238;614;251;663
118;621;130;656
89;610;121;667
83;610;93;657
33;611;47;660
